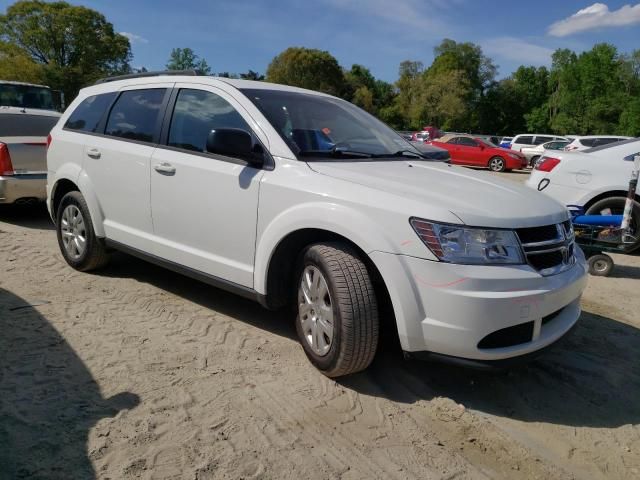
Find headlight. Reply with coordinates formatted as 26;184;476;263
410;218;524;265
507;152;521;160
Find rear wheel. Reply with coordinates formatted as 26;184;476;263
530;155;540;168
586;196;640;252
56;191;109;271
296;243;379;377
488;156;506;172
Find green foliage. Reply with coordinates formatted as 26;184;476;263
166;47;211;74
0;0;131;100
266;47;345;96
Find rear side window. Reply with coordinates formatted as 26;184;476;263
515;135;534;145
580;138;596;147
168;89;249;153
65;92;116;133
535;136;553;144
105;89;166;143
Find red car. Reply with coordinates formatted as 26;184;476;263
429;136;527;172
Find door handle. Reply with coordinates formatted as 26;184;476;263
86;148;101;159
154;162;176;175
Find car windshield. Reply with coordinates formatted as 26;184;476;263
0;83;54;110
241;88;422;160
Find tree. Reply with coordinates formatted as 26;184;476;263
0;0;131;100
239;70;264;81
266;47;345;95
166;47;211;74
414;69;470;130
0;39;44;83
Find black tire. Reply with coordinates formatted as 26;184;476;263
295;243;379;377
488;156;506;172
530;155;540;168
588;254;614;276
56;191;109;271
586;196;640;252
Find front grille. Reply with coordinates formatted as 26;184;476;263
516;224;560;244
516;222;575;275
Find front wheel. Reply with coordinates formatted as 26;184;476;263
488;156;506;172
296;243;379;377
588;254;614;276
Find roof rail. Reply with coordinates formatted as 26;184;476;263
94;70;203;85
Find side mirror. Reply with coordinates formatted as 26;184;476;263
206;129;264;167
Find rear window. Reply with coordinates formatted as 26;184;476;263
584;138;640;154
579;138;596;147
0;113;58;137
65;92;117;133
105;89;166;143
515;135;534;145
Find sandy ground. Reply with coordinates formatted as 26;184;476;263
1;170;639;480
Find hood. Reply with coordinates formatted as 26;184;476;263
307;160;569;228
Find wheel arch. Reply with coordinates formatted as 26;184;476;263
583;189;640;210
50;167;106;237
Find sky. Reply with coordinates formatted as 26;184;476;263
1;0;639;81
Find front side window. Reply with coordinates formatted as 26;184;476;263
168;89;249;153
105;89;166;143
457;137;478;147
65;92;117;132
241;88;420;160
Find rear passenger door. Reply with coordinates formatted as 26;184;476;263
81;85;172;250
149;84;267;287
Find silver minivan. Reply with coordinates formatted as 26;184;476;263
510;134;568;153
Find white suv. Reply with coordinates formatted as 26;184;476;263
47;73;588;376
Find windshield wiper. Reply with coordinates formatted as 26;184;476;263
298;146;373;159
371;150;423;159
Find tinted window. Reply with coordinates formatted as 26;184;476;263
0;114;58;137
580;138;596;147
593;138;622;147
65;93;116;132
516;135;534;145
105;89;166;143
535;136;553;144
457;137;478;147
585;138;640;154
168;89;249;153
0;83;54;110
447;137;459;144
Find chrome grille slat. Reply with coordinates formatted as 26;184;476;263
516;222;575;276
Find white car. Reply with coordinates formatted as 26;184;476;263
47;73;588;376
526;139;640;250
564;135;631;151
510;134;568;153
521;140;571;167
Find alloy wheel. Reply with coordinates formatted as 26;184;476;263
298;265;334;356
60;204;87;260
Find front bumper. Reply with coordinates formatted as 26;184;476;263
370;248;588;361
0;174;46;204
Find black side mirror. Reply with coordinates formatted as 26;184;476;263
206;129;264;167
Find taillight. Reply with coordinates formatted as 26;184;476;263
0;142;15;176
536;157;560;172
47;133;52;149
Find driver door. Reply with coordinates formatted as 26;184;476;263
149;84;267;287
